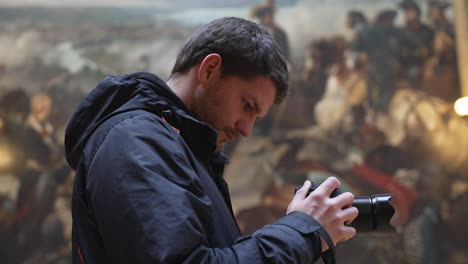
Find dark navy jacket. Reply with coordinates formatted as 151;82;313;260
65;72;326;263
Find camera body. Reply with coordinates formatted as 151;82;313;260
295;184;396;233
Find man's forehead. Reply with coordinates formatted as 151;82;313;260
225;74;277;104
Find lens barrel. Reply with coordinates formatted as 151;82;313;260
351;195;395;233
295;185;396;233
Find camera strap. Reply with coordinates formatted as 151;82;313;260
305;212;336;263
318;227;336;264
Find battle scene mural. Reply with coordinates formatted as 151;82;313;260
0;0;467;263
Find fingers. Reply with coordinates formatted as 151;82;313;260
332;191;354;209
341;206;359;225
312;177;340;198
334;207;358;242
340;225;357;241
292;177;358;244
294;180;312;200
288;177;359;244
287;180;313;215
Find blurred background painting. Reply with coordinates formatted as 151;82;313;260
0;0;467;263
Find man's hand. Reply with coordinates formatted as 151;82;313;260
286;177;358;251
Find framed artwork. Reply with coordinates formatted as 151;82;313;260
0;1;467;263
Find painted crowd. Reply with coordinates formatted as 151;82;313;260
0;0;467;263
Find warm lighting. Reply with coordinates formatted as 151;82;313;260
454;97;468;116
0;147;12;169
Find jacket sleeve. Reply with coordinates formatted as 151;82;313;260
85;114;325;264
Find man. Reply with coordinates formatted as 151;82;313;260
250;5;290;135
0;89;53;263
400;0;434;46
423;1;459;101
346;10;368;32
399;0;435;87
350;10;402;114
27;93;56;151
251;4;289;61
65;17;357;263
428;1;454;36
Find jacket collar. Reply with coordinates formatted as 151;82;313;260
136;72;228;166
160;107;219;161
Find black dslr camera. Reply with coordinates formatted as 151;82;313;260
295;183;396;233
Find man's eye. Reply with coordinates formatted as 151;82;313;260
244;101;253;112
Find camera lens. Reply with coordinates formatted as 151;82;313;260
350;194;395;233
294;185;396;233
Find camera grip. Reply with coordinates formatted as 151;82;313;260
294;183;342;198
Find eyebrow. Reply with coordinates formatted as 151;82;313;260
247;95;263;120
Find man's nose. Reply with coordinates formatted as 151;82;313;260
236;118;256;137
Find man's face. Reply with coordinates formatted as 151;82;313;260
404;8;419;22
429;7;442;20
192;75;276;151
32;95;53;123
262;13;274;27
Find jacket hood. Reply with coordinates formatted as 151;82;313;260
64;72;217;170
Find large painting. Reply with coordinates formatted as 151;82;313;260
0;0;466;263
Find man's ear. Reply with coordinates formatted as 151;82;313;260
198;54;222;86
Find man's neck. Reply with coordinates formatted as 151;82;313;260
166;68;199;111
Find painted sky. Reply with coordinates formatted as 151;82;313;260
0;0;297;7
0;0;394;8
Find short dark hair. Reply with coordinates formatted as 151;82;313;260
252;6;275;19
399;0;421;15
0;89;30;120
170;17;288;104
375;9;397;24
348;10;367;27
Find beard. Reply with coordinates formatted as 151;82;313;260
191;82;235;151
